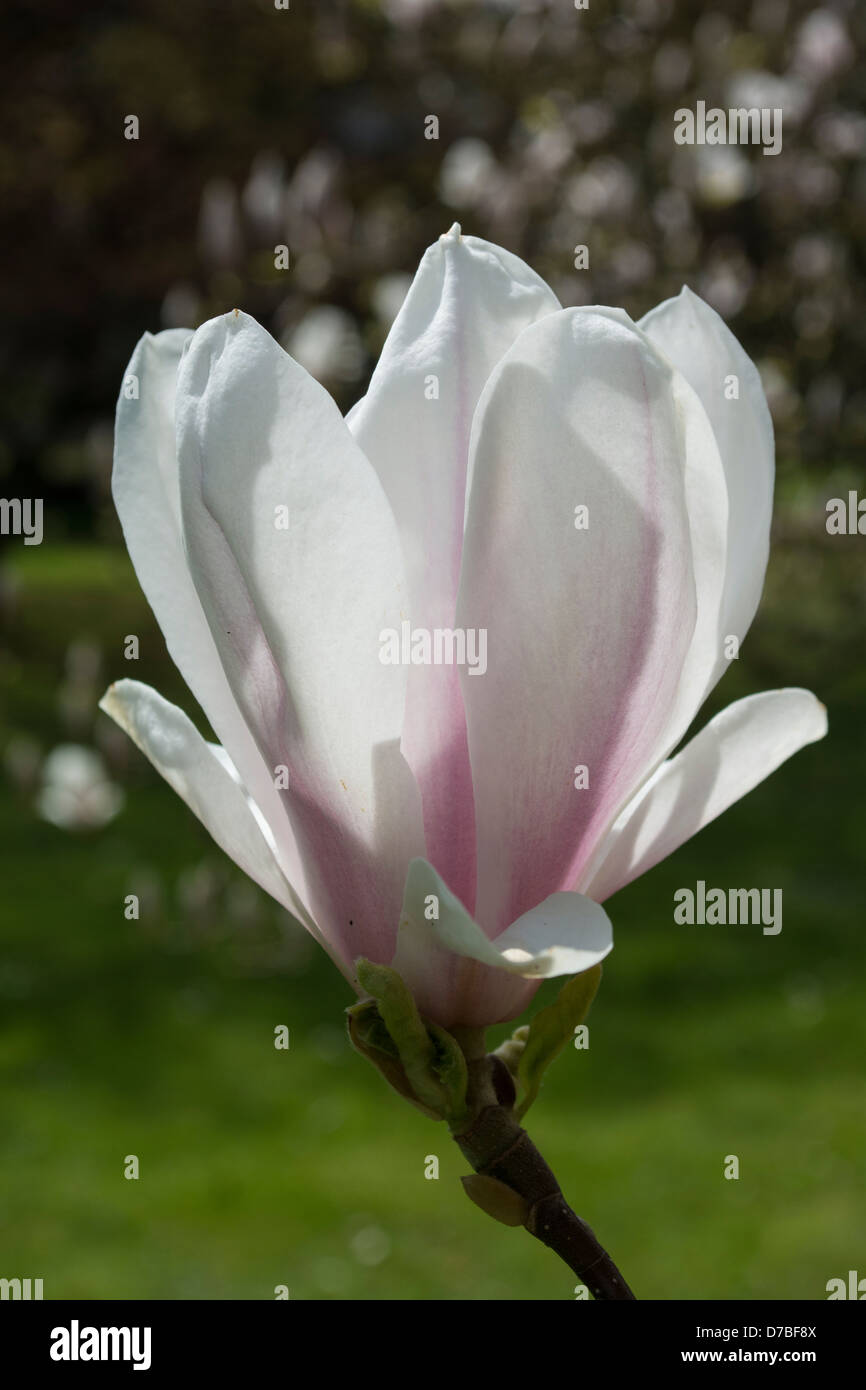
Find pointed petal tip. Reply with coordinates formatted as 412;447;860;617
586;686;830;902
99;676;136;703
780;687;828;739
98;680;123;716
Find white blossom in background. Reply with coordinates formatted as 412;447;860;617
284;305;365;384
37;745;124;831
242;151;286;241
371;273;412;328
792;9;854;83
198;177;242;270
693;146;754;209
438;139;499;209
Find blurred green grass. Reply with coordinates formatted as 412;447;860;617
0;537;863;1300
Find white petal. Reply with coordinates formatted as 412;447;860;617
640;286;774;683
392;858;612;1027
574;362;731;891
112;328;312;908
577;292;776;888
99;679;316;931
457;307;697;936
348;226;561;912
175;310;426;967
584;689;828;901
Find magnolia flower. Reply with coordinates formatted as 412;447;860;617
37;744;124;831
101;225;826;1029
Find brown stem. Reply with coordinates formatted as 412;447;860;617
451;1050;636;1300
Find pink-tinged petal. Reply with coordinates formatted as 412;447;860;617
175;310;426;971
584;689;828;902
348;226;561;913
576;363;731;891
457;307;697;936
577;295;776;890
392;859;612;1027
99;679;322;940
640;286;775;695
112;328;312;912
